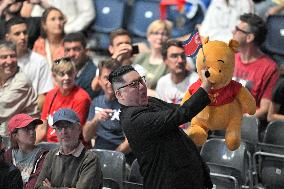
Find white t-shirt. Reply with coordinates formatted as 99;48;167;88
18;50;53;95
156;72;199;104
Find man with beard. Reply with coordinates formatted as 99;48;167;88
0;0;40;48
35;108;103;189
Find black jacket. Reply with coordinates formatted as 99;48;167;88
120;88;213;189
0;161;23;189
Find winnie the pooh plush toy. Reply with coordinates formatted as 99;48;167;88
181;38;256;151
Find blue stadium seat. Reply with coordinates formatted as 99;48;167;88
165;3;205;38
253;121;284;188
201;138;251;189
127;0;160;38
264;15;284;56
89;0;126;50
90;149;126;189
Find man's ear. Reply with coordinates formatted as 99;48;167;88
115;89;123;100
5;33;10;41
108;45;114;55
246;33;255;44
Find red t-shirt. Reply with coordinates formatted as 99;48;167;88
41;86;91;142
189;79;242;106
233;53;279;107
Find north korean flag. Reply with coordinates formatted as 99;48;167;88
182;30;202;57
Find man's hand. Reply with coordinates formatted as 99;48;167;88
94;108;114;122
112;43;132;62
200;69;212;92
43;178;51;187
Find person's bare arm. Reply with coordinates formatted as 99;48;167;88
115;138;131;153
267;101;284;122
36;121;47;144
255;98;271;120
37;94;46;111
83;109;113;142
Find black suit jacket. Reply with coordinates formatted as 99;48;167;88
120;88;213;189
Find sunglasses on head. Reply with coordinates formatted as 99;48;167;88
54;57;72;65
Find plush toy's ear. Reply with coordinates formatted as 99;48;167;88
202;36;209;44
228;39;239;53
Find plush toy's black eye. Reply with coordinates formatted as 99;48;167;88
217;60;224;64
219;70;221;73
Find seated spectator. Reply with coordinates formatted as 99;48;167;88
83;59;134;163
5;16;54;110
0;0;41;48
4;114;49;189
32;7;65;66
199;0;254;42
0;135;23;189
0;40;39;136
35;108;103;189
133;20;171;90
63;32;98;99
36;57;90;143
156;39;198;104
91;28;146;94
267;78;284;122
21;0;95;34
232;13;279;139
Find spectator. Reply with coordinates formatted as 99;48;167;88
21;0;95;34
5;16;53;110
133;20;171;90
0;0;41;48
36;57;90;143
267;79;284;122
32;7;65;66
232;13;279;137
35;108;103;189
266;0;284;16
199;0;254;42
91;28;145;94
83;59;134;164
0;40;39;137
4;114;49;189
109;65;213;189
63;32;98;99
0;135;23;189
156;39;198;104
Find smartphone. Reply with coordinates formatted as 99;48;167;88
15;0;25;2
132;45;139;55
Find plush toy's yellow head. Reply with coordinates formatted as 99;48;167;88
196;38;239;89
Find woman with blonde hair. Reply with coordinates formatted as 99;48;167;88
133;19;171;90
32;7;65;66
36;57;91;143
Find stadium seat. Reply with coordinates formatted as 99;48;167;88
123;159;143;189
253;121;284;188
90;149;126;189
127;0;160;38
201;138;251;189
89;0;126;50
264;15;284;56
165;3;205;38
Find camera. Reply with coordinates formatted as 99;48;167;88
132;45;139;55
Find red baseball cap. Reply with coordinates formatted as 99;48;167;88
8;114;43;134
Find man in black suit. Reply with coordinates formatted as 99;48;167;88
109;65;213;189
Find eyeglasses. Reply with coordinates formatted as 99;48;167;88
117;76;146;90
54;123;76;132
235;26;251;35
150;31;168;37
14;124;36;133
54;57;72;64
169;53;186;60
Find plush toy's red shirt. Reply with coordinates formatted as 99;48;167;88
189;79;242;106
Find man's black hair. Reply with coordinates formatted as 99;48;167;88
5;16;27;34
161;39;184;60
63;32;87;48
108;65;136;84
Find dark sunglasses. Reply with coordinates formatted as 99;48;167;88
54;57;72;64
235;26;251;35
117;76;146;90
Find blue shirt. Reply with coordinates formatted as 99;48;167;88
87;95;124;150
